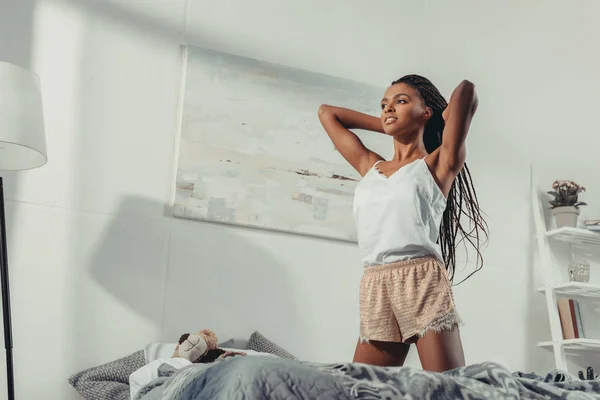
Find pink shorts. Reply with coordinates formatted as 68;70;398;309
359;256;462;343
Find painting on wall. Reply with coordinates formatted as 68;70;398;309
173;45;391;242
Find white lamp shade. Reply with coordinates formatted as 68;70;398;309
0;62;47;171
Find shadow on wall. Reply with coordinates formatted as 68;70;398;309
85;197;170;329
56;0;185;44
159;217;305;345
0;0;36;68
87;195;304;351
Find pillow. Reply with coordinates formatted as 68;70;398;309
68;350;145;400
144;342;177;363
218;338;248;349
245;331;296;360
218;338;235;348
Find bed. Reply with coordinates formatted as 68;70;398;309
135;356;600;399
69;331;600;399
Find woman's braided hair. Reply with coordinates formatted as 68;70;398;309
392;74;488;284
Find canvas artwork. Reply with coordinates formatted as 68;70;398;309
173;46;391;241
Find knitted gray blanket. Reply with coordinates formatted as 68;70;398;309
135;356;600;400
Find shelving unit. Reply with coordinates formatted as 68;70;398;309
537;282;600;299
538;339;600;352
546;227;600;247
531;170;600;372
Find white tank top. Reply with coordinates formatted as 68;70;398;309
352;157;447;266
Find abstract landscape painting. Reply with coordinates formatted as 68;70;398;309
173;46;391;241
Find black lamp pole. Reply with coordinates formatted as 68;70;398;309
0;177;14;399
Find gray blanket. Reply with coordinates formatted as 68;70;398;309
136;356;600;399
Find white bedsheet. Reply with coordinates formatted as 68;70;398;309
130;357;191;399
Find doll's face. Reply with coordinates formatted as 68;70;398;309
178;333;208;361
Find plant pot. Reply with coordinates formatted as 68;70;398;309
552;206;580;228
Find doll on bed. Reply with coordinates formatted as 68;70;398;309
172;330;247;363
130;329;248;399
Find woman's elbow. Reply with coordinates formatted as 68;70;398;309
318;104;331;116
456;81;478;112
459;79;475;91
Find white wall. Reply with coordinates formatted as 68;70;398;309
1;0;600;398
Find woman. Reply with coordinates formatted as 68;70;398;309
318;75;487;372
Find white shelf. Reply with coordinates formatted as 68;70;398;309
539;339;600;352
531;170;600;371
537;282;600;299
545;227;600;247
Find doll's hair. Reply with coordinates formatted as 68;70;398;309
197;348;226;363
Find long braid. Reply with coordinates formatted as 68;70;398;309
392;75;488;284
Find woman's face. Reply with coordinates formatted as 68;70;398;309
380;83;431;137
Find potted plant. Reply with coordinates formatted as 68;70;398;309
547;180;586;228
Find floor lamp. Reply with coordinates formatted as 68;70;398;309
0;62;47;399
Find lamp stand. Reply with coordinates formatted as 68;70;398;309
0;177;14;399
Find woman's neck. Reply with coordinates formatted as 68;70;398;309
391;136;428;162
